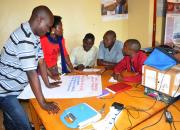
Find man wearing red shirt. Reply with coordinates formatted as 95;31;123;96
113;39;147;83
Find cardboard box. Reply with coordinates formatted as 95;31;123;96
142;64;180;97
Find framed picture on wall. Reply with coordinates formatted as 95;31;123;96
164;0;180;48
101;0;128;21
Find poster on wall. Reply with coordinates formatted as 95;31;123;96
164;0;180;48
101;0;128;21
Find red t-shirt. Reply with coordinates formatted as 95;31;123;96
113;51;147;83
40;36;68;68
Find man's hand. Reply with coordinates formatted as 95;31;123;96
41;101;60;114
50;74;61;81
112;73;118;80
48;66;61;80
75;64;85;70
47;81;61;88
112;73;123;81
86;66;92;69
71;69;83;75
117;74;123;81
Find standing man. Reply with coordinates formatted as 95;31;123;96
97;30;124;69
0;6;60;130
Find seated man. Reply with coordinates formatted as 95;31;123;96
70;33;98;70
97;30;124;69
113;39;147;83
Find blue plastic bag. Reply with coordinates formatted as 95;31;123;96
144;47;177;70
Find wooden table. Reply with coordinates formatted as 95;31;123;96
30;70;166;130
133;100;180;130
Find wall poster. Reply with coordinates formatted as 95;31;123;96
164;0;180;49
101;0;128;21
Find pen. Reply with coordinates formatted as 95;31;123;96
60;73;66;77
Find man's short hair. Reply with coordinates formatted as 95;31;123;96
125;39;141;52
31;5;53;20
84;33;95;41
104;30;116;38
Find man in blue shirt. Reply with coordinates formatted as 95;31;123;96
97;30;124;69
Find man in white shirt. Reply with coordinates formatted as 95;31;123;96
70;33;98;70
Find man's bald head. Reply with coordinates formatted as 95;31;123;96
29;5;54;36
30;5;53;21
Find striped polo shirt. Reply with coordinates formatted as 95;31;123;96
0;22;43;96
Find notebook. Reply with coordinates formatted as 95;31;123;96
106;82;132;94
60;103;101;129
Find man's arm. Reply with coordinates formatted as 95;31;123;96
97;59;117;69
38;59;50;86
65;55;83;74
113;57;126;73
118;53;147;83
26;70;60;114
174;53;180;62
38;58;61;85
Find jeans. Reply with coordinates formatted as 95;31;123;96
0;95;32;130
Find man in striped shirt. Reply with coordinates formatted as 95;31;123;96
0;6;60;130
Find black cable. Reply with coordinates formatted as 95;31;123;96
114;122;118;130
141;109;165;130
140;85;180;130
126;99;158;112
110;71;168;130
127;69;175;114
125;106;152;116
172;121;177;130
125;107;140;119
126;109;133;130
102;70;179;130
170;123;172;130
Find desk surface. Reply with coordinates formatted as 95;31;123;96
133;101;180;130
30;70;165;130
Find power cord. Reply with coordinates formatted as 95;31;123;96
127;70;179;130
141;109;165;130
172;121;177;130
140;84;180;130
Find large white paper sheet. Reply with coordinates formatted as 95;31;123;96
18;75;102;99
